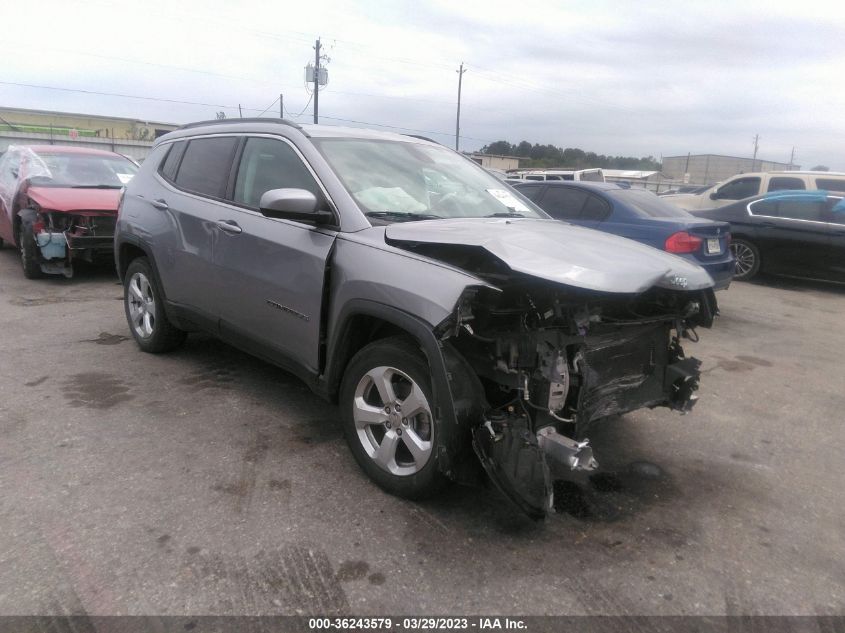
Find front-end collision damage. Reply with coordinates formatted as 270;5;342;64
431;273;716;519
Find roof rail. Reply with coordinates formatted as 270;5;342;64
176;117;302;131
404;134;440;144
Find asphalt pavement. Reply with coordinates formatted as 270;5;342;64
0;248;843;617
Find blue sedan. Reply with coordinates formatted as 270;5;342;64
513;181;735;290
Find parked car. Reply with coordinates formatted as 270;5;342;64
513;180;735;290
506;168;605;183
690;190;845;282
0;145;138;278
116;119;718;518
662;171;845;211
657;184;711;196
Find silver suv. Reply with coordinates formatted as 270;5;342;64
115;119;717;518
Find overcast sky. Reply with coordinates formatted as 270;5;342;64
2;0;844;169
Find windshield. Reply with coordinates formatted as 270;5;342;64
609;188;691;218
314;138;547;222
29;153;138;188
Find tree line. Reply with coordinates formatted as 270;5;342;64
479;140;662;170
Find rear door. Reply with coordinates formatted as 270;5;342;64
823;195;845;281
164;136;239;322
214;135;337;375
747;194;831;278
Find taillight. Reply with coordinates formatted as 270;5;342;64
664;231;703;254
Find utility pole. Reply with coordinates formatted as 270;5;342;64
238;104;243;118
789;146;795;170
314;38;321;124
280;93;284;118
455;62;466;151
752;134;759;170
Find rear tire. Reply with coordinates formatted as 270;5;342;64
731;238;760;281
339;336;448;500
18;219;43;279
123;257;186;353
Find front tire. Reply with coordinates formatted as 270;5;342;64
123;257;186;353
731;238;761;281
339;336;448;500
18;219;43;279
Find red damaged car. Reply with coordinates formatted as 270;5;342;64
0;145;138;278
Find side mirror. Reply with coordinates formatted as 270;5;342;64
258;188;334;225
709;191;719;200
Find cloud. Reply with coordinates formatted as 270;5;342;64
1;0;843;169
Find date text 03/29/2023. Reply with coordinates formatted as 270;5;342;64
307;617;528;630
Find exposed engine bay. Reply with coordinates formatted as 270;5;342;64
410;241;717;519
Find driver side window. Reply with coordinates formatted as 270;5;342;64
233;137;320;209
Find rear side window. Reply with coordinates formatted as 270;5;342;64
174;137;238;198
816;178;845;192
538;186;589;220
750;197;825;221
159;141;186;182
515;184;543;201
233;137;320;208
767;177;805;192
717;177;761;200
581;194;611;221
827;197;845;225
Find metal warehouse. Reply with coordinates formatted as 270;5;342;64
662;154;797;185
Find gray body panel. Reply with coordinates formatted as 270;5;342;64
214;208;337;374
327;230;494;337
385;218;714;293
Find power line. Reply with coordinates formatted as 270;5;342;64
0;80;251;111
0;78;492;144
283;93;314;118
255;96;281;117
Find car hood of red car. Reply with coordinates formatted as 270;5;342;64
27;186;121;213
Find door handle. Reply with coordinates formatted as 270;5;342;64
151;198;169;211
215;220;242;234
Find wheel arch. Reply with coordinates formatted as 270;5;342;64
324;300;483;481
115;237;176;319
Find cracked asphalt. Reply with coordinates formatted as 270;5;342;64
0;247;843;617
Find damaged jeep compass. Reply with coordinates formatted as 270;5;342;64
115;119;717;518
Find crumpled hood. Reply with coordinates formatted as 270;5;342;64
26;186;121;213
385;218;714;293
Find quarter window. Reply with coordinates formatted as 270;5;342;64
827;197;845;225
515;184;543;201
159;141;186;182
174;137;238;198
716;177;761;200
581;194;611;221
233;137;321;208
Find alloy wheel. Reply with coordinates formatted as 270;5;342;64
352;365;434;476
731;242;756;277
127;271;156;339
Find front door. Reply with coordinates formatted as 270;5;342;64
213;136;336;374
